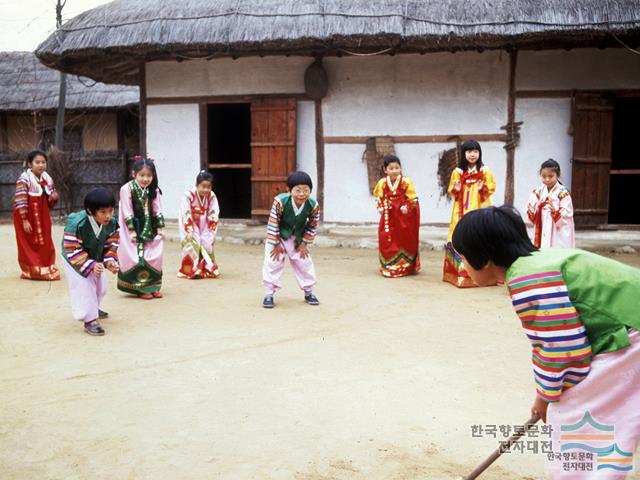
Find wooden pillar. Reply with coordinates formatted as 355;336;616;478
139;64;147;157
504;49;518;206
0;112;8;152
116;109;127;182
199;104;208;170
314;98;325;221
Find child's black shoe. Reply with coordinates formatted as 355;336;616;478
98;309;109;318
262;296;274;309
304;293;319;306
84;319;105;336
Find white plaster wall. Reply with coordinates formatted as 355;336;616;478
322;52;510;223
324;142;506;224
147;104;200;219
296;101;318;195
143;49;639;223
147;57;308;97
518;49;640;90
514;99;573;219
323;52;509;136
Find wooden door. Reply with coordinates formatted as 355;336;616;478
250;98;296;220
571;94;614;227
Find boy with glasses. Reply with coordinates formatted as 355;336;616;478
262;171;320;308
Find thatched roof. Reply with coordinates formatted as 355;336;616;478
0;51;138;111
36;0;640;85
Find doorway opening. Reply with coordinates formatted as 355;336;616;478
207;103;251;218
609;98;640;225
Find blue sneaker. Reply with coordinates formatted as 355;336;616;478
304;293;319;306
262;296;274;309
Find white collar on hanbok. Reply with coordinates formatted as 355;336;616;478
386;175;402;192
88;214;103;237
292;198;306;216
542;182;559;198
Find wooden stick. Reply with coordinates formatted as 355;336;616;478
465;413;541;480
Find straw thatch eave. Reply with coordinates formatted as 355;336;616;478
35;0;640;85
0;51;139;112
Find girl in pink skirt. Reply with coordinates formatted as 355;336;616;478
527;159;575;248
117;157;165;299
178;171;220;279
453;206;640;479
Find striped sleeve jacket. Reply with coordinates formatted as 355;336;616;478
507;271;592;403
266;197;320;247
63;222;119;277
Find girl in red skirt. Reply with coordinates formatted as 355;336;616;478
373;155;420;278
13;149;60;280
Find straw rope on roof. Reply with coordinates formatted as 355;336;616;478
35;0;640;85
0;51;139;111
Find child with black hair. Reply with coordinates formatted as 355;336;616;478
443;139;496;287
527;159;575;248
373;154;420;277
452;206;640;477
178;170;220;279
117;157;165;299
13;149;61;280
262;171;320;308
62;188;119;336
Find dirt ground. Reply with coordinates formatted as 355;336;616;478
1;224;639;480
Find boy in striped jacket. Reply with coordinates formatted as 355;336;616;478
262;171;320;309
452;206;640;478
62;188;119;336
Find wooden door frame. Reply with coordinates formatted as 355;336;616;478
571;92;615;228
197;94;309;221
569;90;640;227
196;94;309;171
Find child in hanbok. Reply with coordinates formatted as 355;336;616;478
117;157;165;299
178;171;220;279
62;188;119;336
452;206;640;479
527;159;575;248
373;155;420;277
262;171;320;309
13;149;60;280
443;139;496;287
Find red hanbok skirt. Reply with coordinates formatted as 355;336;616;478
378;200;421;277
13;195;60;280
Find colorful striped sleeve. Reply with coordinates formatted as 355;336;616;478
508;271;592;403
103;225;120;264
266;197;283;246
302;203;320;245
14;179;29;218
62;232;95;277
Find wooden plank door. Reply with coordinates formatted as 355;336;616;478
571;94;614;227
250;98;297;221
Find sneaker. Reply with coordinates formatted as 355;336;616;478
304;293;320;306
262;296;274;309
98;309;109;319
139;293;153;300
152;291;163;298
84;319;105;336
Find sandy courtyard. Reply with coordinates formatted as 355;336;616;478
1;224;639;480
